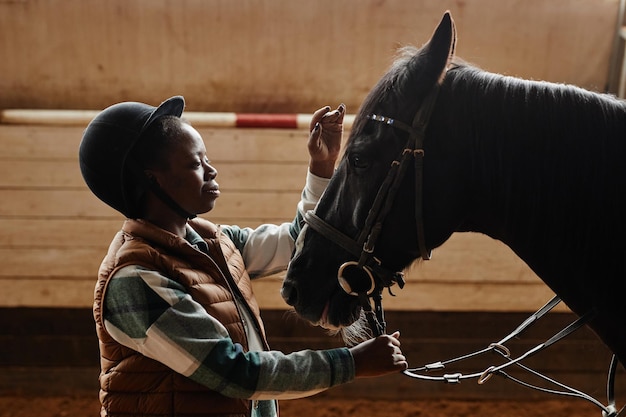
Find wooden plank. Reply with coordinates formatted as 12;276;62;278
0;248;103;278
249;276;567;313
0;219;122;248
0;189;301;219
0;126;85;159
0;233;537;282
0;274;561;311
0;189;123;218
0;125;311;162
198;128;311;162
0;278;96;307
182;189;302;221
0;160;309;191
409;233;538;283
0;230;548;310
0;160;84;188
0;218;290;248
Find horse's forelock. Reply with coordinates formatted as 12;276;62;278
350;47;420;140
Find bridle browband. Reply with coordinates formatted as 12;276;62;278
304;85;440;336
302;83;623;416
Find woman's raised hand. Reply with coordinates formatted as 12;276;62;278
307;103;345;178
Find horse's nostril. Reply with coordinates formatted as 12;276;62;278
280;282;298;306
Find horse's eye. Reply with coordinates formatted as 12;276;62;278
350;154;370;169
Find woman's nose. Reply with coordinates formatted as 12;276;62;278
205;163;217;179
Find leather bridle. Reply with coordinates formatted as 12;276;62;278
304;86;440;336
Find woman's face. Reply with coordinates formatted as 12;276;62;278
149;123;220;216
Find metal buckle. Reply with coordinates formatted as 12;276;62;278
337;261;376;296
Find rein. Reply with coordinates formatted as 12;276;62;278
405;296;623;417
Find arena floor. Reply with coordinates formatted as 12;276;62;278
0;395;601;417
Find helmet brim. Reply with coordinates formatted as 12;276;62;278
139;95;185;137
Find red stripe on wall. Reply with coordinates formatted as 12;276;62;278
235;114;299;129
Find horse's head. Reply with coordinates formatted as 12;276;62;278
282;12;457;335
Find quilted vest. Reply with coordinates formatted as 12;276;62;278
93;218;270;417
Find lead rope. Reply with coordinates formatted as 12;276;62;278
403;296;623;416
603;355;623;417
358;290;386;337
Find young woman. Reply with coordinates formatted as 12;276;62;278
79;96;407;417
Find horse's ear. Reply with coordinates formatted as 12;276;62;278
414;11;456;85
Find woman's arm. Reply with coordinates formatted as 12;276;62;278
102;265;354;400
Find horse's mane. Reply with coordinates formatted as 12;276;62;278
354;45;626;139
445;62;626;138
353;45;626;251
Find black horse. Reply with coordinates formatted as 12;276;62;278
282;11;626;371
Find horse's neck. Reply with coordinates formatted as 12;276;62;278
437;68;626;361
447;69;626;264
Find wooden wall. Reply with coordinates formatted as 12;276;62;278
1;2;620;398
0;0;619;113
0;0;617;311
0;121;562;312
2;0;619;312
2;120;606;397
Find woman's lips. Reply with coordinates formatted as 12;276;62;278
204;184;220;197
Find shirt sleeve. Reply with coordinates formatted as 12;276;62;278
221;170;330;278
103;264;355;400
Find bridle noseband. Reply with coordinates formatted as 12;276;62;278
304;86;440;336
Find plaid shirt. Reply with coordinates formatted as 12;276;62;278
102;172;354;417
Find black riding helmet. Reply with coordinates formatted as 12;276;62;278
78;95;194;219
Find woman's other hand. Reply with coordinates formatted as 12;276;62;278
349;331;408;378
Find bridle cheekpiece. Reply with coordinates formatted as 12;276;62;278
304;86;440;336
